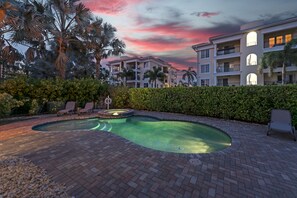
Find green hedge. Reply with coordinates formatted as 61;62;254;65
109;86;130;108
127;86;297;125
0;77;109;114
0;93;23;117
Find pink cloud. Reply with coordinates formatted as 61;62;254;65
124;37;192;52
135;23;218;44
82;0;146;15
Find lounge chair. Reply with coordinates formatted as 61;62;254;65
78;102;94;115
57;101;76;116
267;109;296;141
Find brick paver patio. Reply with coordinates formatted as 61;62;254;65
1;111;297;198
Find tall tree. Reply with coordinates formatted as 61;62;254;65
46;0;92;78
0;0;49;77
259;39;297;84
182;67;197;87
78;18;125;78
144;66;165;88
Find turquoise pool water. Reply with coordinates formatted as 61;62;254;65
33;116;231;154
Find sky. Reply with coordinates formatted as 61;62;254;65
82;0;297;70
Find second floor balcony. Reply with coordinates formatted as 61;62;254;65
216;64;240;73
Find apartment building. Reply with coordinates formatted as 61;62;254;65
108;56;177;88
192;17;297;86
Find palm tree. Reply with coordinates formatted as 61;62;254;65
182;67;197;86
144;67;165;88
45;0;92;79
117;68;134;86
259;38;297;84
79;18;125;78
0;0;49;77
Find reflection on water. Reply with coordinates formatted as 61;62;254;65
33;116;231;154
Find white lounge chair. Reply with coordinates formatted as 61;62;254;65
267;109;296;141
57;101;76;116
78;102;94;115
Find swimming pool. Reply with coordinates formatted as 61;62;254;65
33;116;231;154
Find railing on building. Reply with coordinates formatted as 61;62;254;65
217;46;240;56
216;64;240;73
263;42;285;48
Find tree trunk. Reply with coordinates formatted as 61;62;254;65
95;57;101;79
282;62;286;85
154;80;157;88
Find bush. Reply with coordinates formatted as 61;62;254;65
0;93;23;117
127;85;297;125
0;77;109;112
109;86;130;108
46;101;65;113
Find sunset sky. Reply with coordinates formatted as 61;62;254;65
82;0;297;70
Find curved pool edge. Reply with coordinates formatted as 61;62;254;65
31;113;237;155
132;112;241;157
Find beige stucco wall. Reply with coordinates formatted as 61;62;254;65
240;31;264;85
197;46;214;86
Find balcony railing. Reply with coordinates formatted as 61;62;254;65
264;80;296;85
264;42;285;48
217;46;240;56
216;64;240;73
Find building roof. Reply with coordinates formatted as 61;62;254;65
192;16;297;50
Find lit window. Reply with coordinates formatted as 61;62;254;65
201;64;210;73
276;36;283;45
285;34;292;43
201;79;210;86
246;73;257;85
246;54;257;66
247;32;257;46
269;38;275;48
201;49;210;59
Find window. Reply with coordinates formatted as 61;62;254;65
276;36;283;45
269;38;275;48
201;79;210;86
289;75;293;83
217;79;228;86
247;32;257;46
144;83;148;87
277;75;282;83
246;54;257;66
246;73;257;85
285;34;292;43
201;64;210;73
201;49;209;59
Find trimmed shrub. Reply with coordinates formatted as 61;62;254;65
109;86;130;108
127;85;297;125
0;77;109;113
46;101;65;113
0;93;23;117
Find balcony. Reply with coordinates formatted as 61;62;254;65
264;42;286;48
262;65;297;73
216;46;240;60
216;64;240;77
217;46;240;56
